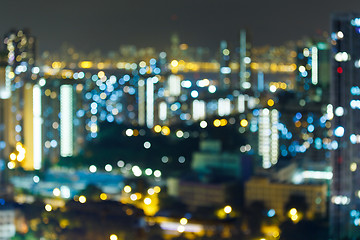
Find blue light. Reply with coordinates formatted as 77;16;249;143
139;68;146;75
123;75;130;81
334;126;345;137
153;68;161;74
351;210;359;217
267;209;276;217
307;124;315;133
286;132;292;139
253;109;259;116
296;112;302;119
301;71;308;77
191;90;199;98
307;116;313;124
85;92;92;100
92;75;98;81
150;58;156;65
351;86;360;95
107;115;114;122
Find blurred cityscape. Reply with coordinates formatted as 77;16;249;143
0;12;360;240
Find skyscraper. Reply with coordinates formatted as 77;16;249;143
330;13;360;239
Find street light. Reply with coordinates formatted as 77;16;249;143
224;205;232;214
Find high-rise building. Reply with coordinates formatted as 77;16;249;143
3;29;40;170
330;13;360;239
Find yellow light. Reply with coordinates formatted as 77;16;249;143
154;125;162;133
180;218;188;225
16;142;23;151
171;60;179;68
220;119;227;126
144;197;152;205
17;153;25;162
45;204;52;212
351;163;357;172
161;126;170;136
295;121;301;128
53;188;61;197
97;71;105;79
79;195;86;203
177;225;185;233
289;208;297;216
240;119;248;127
52;62;62;69
291;214;298;221
273;231;280;238
79;61;93;69
213;119;221;127
224;205;232;214
100;193;107;200
7;162;15;169
124;185;132;193
9;153;16;161
267;99;274;107
110;234;118;240
153;186;161;193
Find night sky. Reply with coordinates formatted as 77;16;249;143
1;0;359;53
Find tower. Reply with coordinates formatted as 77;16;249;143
330;13;360;239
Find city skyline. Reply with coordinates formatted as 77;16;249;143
1;0;359;53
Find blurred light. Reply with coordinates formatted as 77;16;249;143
191;90;198;98
117;160;125;168
154;125;162;133
79;195;86;203
7;162;15;169
180;218;188;225
240;119;248;127
45;204;52;212
145;168;153;176
53;188;61;197
105;164;112;172
208;85;216;93
132;166;142;177
224;205;232;214
144;197;152;205
33;175;40;183
200;121;207;128
130;194;138;201
334;126;345;137
154;170;161;178
89;165;97;173
97;193;107;201
267;209;276;217
171;60;178;67
124;185;132;193
110;234;118;240
144;141;151;149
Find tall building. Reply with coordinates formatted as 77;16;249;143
330;13;360;239
219;40;231;90
3;29;41;171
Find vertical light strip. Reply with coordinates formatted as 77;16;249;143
33;84;42;169
60;85;73;157
138;80;145;126
240;29;247;89
169;75;181;96
259;109;271;169
146;78;154;128
312;46;318;85
270;109;279;165
159;101;167;121
238;95;245;113
193;100;206;121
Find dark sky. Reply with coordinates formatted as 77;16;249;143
1;0;359;53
